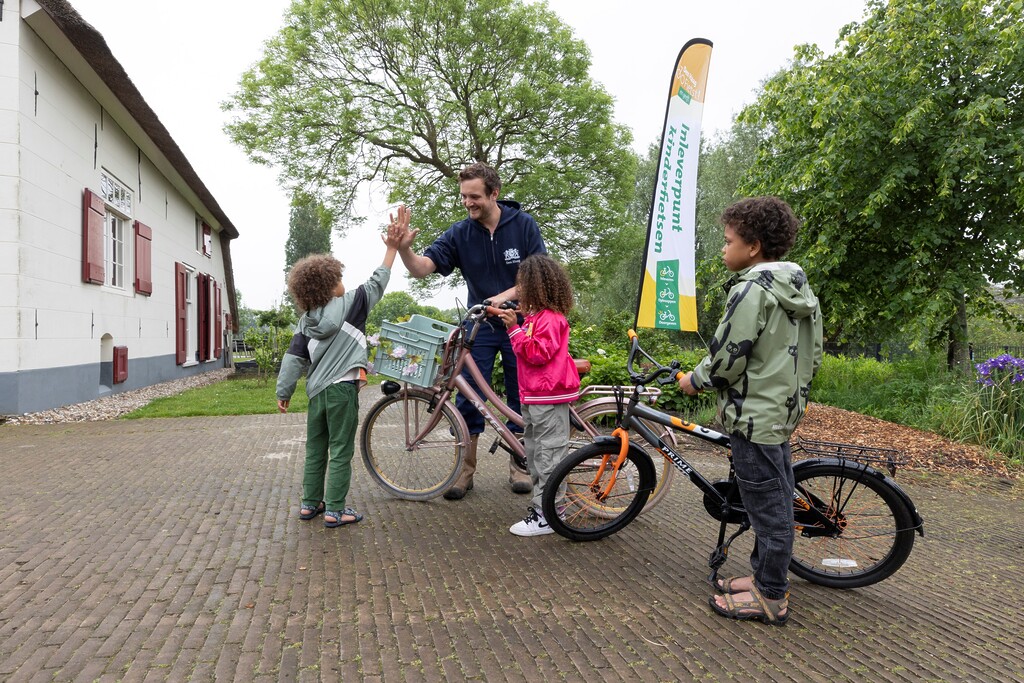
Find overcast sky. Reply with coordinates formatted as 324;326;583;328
68;0;867;311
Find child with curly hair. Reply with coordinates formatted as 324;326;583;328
494;254;580;536
677;196;823;624
277;226;400;528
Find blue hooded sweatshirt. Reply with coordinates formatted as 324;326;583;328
423;200;546;306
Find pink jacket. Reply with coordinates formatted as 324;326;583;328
507;309;581;405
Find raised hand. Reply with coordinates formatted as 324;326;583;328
385;204;417;250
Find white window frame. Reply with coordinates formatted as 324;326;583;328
98;171;133;292
184;264;198;366
104;211;127;289
196;217;213;258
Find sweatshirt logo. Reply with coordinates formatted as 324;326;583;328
504;247;522;264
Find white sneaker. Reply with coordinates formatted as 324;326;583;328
509;507;554;537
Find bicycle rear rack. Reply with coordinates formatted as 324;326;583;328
580;384;661;404
792;438;905;476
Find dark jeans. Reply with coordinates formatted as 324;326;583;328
730;433;795;600
456;319;521;435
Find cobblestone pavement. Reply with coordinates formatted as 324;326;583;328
1;407;1022;682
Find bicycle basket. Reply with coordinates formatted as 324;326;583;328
376;315;458;387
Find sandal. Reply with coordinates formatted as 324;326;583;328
709;585;789;626
713;575;755;594
299;501;325;520
324;507;363;528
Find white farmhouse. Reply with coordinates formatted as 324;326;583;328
1;0;240;415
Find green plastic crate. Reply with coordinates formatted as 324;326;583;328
375;315;457;387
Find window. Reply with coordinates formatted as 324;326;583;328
105;212;126;288
185;265;197;363
91;172;133;290
196;217;212;257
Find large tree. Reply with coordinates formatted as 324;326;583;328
225;0;635;294
740;0;1024;366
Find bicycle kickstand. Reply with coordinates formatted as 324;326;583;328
707;520;750;587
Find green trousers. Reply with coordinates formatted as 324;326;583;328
303;381;358;511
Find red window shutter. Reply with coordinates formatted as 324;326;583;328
113;346;129;384
197;273;210;360
134;221;153;295
175;263;187;364
82;189;105;283
213;281;223;358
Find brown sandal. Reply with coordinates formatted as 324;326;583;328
709;585;789;626
714;575;754;594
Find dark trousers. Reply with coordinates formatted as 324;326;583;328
730;433;795;600
455;319;521;435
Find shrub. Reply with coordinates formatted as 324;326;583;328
244;327;291;383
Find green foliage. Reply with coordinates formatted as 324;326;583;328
945;354;1024;463
224;0;636;298
123;376;309;419
255;303;297;330
570;324;715;423
243;326;292;382
233;289;258;332
740;0;1024;362
969;298;1024;347
810;353;963;432
285;192;333;271
366;291;460;334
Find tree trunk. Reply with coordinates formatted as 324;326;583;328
946;292;969;370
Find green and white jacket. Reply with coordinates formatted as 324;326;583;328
276;266;391;402
691;262;823;445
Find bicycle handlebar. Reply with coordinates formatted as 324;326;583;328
625;329;685;387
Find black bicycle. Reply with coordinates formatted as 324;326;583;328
541;330;925;589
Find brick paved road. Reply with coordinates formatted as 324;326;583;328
1;410;1022;682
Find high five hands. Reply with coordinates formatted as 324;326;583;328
385;205;416;249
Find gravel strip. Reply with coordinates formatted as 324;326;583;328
1;369;235;425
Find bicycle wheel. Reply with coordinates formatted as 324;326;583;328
541;440;656;541
790;462;917;588
574;399;677;513
360;389;465;501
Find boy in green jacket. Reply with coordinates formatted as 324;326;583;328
678;196;823;625
277;229;399;528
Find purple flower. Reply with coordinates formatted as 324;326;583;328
975;354;1024;386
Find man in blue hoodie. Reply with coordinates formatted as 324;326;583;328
392;163;546;499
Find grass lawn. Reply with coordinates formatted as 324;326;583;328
123;375;310;419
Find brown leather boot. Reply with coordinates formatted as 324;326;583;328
443;434;478;500
509;455;532;494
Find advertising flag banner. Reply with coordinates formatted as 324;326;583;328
635;38;712;331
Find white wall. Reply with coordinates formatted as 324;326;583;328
4;10;228;375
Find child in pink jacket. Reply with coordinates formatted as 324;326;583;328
494;255;580;536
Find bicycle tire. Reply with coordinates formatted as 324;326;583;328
359;389;465;501
574;399;677;514
541;440;656;541
789;462;916;588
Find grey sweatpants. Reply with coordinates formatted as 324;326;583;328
522;402;571;512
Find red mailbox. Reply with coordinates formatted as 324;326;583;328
113;346;128;384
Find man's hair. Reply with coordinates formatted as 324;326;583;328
458;162;502;196
516;254;574;316
287;254;344;312
720;196;800;260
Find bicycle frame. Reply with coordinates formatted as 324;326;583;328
609;384;853;541
387;308;655;463
389;307;553;461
